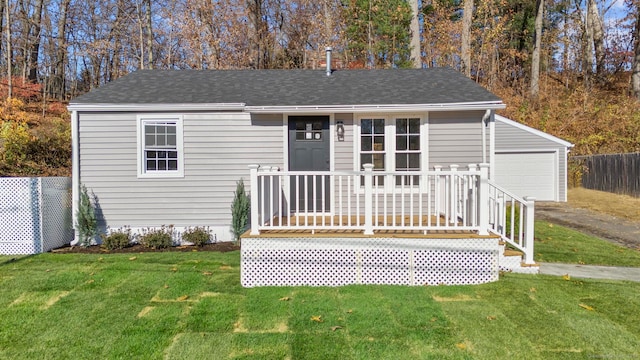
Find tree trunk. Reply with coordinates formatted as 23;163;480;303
461;0;473;76
145;0;152;69
632;6;640;99
530;0;544;97
27;0;44;83
582;2;593;87
409;0;421;68
5;0;11;98
52;0;70;100
587;0;604;76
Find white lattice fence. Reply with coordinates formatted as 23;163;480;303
0;177;72;255
241;237;500;287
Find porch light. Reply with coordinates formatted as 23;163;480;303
336;121;345;141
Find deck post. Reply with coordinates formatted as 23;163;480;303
449;164;459;224
523;196;536;264
248;164;260;235
478;164;490;235
363;164;374;235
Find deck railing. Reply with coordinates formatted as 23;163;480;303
249;164;491;235
487;182;536;264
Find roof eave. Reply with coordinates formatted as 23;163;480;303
245;102;506;114
67;103;247;112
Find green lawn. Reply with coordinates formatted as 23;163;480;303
534;220;640;266
1;251;639;359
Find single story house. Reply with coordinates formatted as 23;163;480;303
68;59;572;286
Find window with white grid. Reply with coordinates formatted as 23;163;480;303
137;116;184;178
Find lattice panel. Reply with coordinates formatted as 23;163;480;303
40;178;72;252
361;250;410;285
242;249;357;287
241;237;500;287
413;250;498;286
0;177;71;255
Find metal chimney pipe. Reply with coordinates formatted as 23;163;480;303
325;47;332;76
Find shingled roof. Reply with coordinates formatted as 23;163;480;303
70;68;502;109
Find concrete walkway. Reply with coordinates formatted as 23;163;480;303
538;262;640;282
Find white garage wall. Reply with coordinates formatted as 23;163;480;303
494;115;572;202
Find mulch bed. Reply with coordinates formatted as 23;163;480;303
51;242;240;254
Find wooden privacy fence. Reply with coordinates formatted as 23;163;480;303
571;153;640;197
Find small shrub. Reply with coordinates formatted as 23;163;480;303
181;226;212;246
231;178;250;243
75;185;97;247
101;226;132;250
139;225;174;249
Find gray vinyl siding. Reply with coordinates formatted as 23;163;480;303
495;118;569;201
429;111;486;168
334;113;354;171
78;111;283;233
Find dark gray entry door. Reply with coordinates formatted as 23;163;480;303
288;116;330;212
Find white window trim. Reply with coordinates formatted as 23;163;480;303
136;114;185;178
353;114;428;191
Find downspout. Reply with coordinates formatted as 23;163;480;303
481;109;490;164
488;110;495;180
71;110;80;244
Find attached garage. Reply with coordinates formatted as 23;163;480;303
493;115;573;202
495;151;557;201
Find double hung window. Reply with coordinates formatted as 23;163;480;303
138;116;184;178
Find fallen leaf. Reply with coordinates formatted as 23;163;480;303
430;317;438;322
310;315;323;323
129;256;137;261
87;279;94;284
562;274;571;281
89;272;95;276
279;296;291;301
202;271;213;276
98;257;104;261
177;295;189;301
45;269;51;272
163;284;169;289
331;326;342;331
486;315;496;321
171;267;178;272
347;309;353;314
578;260;585;265
219;265;232;270
548;223;554;228
529;287;536;292
579;303;594;311
456;343;467;350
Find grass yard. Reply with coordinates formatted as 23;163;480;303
534;220;640;266
1;251;640;359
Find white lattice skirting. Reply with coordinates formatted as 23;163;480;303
0;177;72;255
241;237;500;287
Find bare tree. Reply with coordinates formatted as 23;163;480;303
461;0;473;76
587;0;604;75
531;0;544;97
632;4;640;99
409;0;421;68
27;0;44;82
51;0;70;99
5;0;11;98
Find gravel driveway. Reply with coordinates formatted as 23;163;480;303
536;202;640;250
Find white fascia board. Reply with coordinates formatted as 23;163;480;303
495;114;574;148
67;103;246;112
246;101;506;114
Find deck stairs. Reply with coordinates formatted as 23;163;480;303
499;242;539;274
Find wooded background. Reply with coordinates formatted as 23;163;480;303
1;0;639;176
